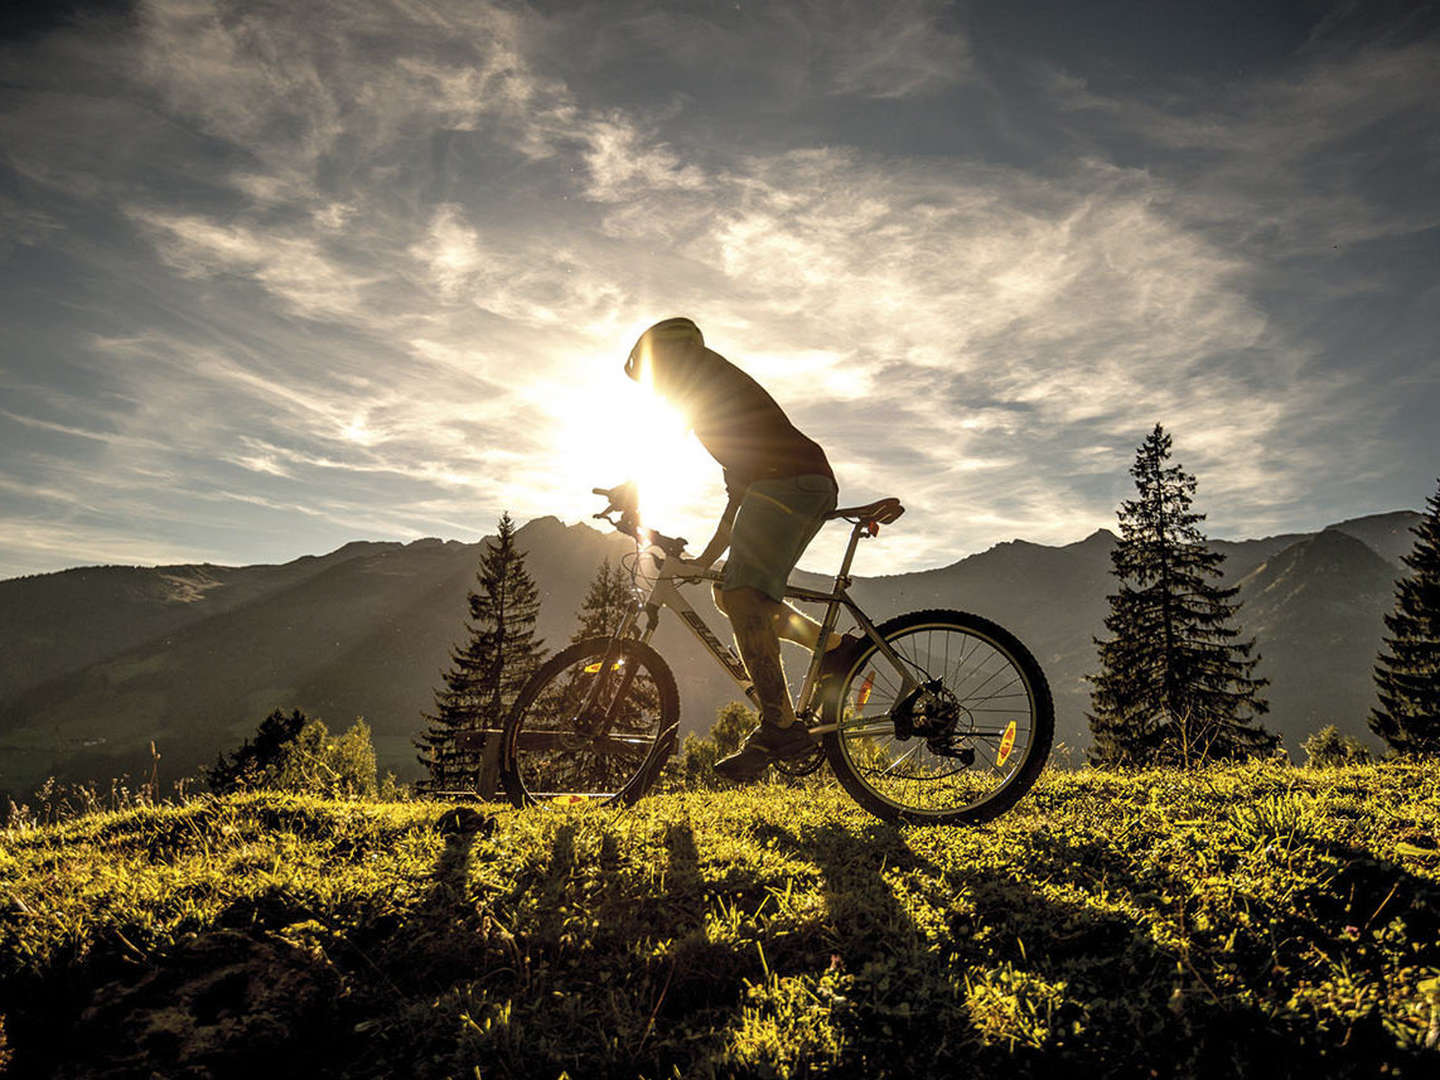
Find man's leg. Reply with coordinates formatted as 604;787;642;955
712;475;838;781
720;585;796;727
714;584;819;782
713;585;847;656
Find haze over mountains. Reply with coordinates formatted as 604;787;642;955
0;511;1421;799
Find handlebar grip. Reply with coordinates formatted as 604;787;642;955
592;487;611;497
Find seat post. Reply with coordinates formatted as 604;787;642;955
832;521;867;592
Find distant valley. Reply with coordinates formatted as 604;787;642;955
0;510;1421;799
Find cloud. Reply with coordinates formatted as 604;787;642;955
816;0;975;99
0;0;1434;578
130;209;378;320
1050;40;1440;254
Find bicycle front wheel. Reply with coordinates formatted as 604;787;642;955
500;636;679;808
822;609;1053;826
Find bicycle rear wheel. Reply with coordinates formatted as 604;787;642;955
822;609;1053;825
500;636;679;808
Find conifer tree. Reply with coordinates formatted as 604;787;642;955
1370;478;1440;756
571;557;634;642
1087;424;1275;766
417;512;547;792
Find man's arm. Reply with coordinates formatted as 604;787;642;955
690;493;741;569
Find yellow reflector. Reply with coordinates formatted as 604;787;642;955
855;671;874;709
997;721;1017;766
583;659;624;674
556;794;588;805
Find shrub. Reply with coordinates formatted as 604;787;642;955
378;771;411;801
1301;725;1372;768
662;701;756;791
269;717;378;798
207;709;378;797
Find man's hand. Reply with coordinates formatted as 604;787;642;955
674;557;715;577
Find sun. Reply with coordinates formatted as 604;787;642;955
543;356;714;534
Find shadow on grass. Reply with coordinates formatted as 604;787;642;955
7;803;1439;1079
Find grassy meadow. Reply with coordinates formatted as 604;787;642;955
1;761;1438;1078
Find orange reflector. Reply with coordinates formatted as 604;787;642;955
855;671;875;709
997;721;1017;766
556;794;588;806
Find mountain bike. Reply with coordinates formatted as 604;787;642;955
498;482;1054;825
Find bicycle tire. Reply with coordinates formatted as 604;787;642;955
499;636;680;809
821;609;1053;826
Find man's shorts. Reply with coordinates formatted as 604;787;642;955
722;473;838;603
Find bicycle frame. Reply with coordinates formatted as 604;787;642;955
592;515;919;735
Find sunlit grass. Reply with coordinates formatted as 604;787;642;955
2;761;1437;1077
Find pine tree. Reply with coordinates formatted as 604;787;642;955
205;708;309;793
1087;424;1275;766
1370;478;1440;756
417;512;547;792
571;557;634;642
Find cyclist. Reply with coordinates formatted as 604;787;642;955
625;317;851;781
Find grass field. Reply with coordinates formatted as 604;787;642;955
2;761;1438;1078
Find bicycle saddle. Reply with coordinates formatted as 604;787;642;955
827;497;905;528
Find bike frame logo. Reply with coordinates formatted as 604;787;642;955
679;609;750;682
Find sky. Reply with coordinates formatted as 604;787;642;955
1;0;1437;581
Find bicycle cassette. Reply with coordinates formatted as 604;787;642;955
892;680;961;740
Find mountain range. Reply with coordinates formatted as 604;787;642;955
0;510;1421;799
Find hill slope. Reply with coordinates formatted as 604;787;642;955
1;763;1437;1078
1239;529;1401;741
0;542;399;701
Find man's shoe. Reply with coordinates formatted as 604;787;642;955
714;722;817;783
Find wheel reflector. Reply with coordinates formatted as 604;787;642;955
855;671;874;708
997;720;1017;765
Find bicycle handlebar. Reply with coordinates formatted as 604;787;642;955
592;483;688;560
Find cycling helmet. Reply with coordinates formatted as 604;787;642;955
625;317;703;381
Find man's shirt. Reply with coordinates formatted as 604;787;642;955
658;348;834;501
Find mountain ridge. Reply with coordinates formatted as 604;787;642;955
0;510;1422;798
